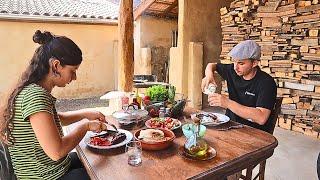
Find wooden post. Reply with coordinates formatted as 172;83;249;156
118;0;134;92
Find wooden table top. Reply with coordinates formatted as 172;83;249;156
67;113;278;180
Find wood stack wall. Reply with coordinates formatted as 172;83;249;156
219;0;320;138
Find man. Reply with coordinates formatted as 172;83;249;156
201;40;277;132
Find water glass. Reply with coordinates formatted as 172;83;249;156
125;141;142;166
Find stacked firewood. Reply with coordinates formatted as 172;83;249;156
219;0;320;138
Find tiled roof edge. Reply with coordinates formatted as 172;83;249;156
0;14;118;25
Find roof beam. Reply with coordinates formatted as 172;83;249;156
134;0;156;20
155;0;172;5
162;0;178;15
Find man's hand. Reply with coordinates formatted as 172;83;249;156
202;63;218;93
201;76;217;93
208;93;230;109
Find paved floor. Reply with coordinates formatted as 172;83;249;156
263;127;320;180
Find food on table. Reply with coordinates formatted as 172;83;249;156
170;99;186;118
196;113;219;123
168;85;176;103
148;117;180;129
138;129;170;143
148;107;159;117
146;85;168;102
90;132;126;146
143;95;151;106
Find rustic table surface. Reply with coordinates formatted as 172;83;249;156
66;108;278;180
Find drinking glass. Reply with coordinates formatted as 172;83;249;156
125;141;142;166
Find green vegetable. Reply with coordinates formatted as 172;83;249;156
146;85;168;102
168;85;176;103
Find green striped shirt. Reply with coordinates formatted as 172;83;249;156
8;84;71;180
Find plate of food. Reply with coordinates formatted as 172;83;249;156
192;112;230;126
145;117;182;130
134;128;175;150
85;129;133;150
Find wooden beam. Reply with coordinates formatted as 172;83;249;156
155;0;172;5
118;0;134;92
134;0;156;20
163;0;178;15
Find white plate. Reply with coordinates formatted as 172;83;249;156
85;129;133;150
193;112;230;126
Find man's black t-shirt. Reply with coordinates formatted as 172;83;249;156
216;63;277;132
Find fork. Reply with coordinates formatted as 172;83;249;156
216;124;244;131
105;122;118;132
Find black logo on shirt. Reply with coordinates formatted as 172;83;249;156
245;91;255;96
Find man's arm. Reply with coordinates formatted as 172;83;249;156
204;63;217;77
208;93;271;125
227;99;271;125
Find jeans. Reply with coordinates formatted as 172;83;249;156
59;152;90;180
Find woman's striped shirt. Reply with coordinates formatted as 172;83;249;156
8;84;71;179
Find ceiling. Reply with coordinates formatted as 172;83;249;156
134;0;178;20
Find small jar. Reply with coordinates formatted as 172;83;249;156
159;107;165;118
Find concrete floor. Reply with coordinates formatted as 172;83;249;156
262;127;320;180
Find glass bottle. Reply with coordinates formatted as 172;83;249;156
135;88;142;108
132;94;140;109
121;94;129;110
159;107;165;119
185;117;208;157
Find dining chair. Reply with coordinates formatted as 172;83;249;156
239;97;283;180
0;141;16;180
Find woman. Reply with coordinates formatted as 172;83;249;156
0;30;108;179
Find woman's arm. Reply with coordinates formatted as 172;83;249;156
58;109;105;126
30;111;106;161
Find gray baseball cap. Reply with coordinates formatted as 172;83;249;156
228;40;261;60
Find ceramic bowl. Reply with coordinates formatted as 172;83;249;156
134;128;175;151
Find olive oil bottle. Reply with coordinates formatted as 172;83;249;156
185;117;208;158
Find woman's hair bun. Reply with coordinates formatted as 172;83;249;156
32;30;54;45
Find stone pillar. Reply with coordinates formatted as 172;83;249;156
188;42;203;109
169;47;183;94
177;0;234;108
141;48;152;75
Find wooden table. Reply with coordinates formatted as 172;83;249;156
66;114;277;180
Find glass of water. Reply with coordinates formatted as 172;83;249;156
125;141;142;166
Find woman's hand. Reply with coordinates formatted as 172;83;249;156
83;109;106;122
208;93;230;109
87;120;108;133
